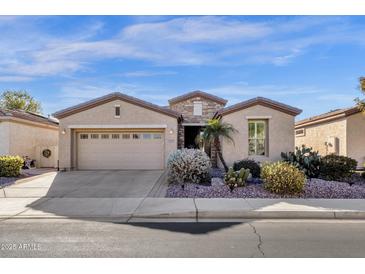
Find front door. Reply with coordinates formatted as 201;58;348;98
184;126;202;149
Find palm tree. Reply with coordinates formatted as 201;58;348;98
202;118;237;172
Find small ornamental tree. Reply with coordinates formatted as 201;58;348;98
202;119;237;172
355;77;365;112
0;90;42;114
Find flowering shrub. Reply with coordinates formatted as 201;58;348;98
167;149;211;184
224;167;251;191
0;155;24;177
261;161;306;195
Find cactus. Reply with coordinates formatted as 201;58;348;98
281;145;321;178
224;167;251;191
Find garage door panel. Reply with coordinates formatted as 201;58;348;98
77;131;164;170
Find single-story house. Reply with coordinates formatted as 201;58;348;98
295;106;365;168
53;91;302;170
0;109;59;168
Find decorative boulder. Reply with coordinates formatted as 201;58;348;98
211;177;225;186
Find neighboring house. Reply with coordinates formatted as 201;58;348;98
0;109;59;168
53;91;302;170
295;106;365;168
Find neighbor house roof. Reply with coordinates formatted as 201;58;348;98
218;97;302;116
0;108;59;127
53;92;181;119
295;106;361;128
168;90;228;105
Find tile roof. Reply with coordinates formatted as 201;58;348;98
218;97;302;116
295;106;361;127
0;108;59;127
168;90;228;105
53;92;181;119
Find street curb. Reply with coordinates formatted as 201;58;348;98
2;210;365;220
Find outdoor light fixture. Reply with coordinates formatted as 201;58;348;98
169;129;174;134
61;129;66;135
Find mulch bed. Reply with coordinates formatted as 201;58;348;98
0;172;35;188
166;178;365;199
0;177;20;188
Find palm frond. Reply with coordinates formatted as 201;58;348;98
202;118;237;145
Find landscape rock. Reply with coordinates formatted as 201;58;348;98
211;177;225;186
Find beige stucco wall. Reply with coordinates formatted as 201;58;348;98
295;118;347;157
221;104;295;166
7;120;59;167
58;99;178;170
346;112;365;168
0;121;10;155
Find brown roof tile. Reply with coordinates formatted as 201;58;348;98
0;108;59;127
53;92;181;119
295;106;361;127
218;97;302;116
168;90;227;105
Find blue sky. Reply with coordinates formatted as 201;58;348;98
0;15;364;120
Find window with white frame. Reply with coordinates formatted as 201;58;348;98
248;120;266;156
193;101;203;116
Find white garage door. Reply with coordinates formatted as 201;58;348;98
77;131;164;170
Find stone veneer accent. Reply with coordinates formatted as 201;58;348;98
169;96;225;124
169;96;225;148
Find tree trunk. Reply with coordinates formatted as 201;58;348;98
210;144;218;168
215;138;228;172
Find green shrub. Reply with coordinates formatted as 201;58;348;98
224;167;251;190
167;149;211;184
281;145;321;178
361;172;365;180
261;161;306;195
233;159;261;178
0;155;24;177
319;154;357;181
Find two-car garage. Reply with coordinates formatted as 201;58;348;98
76;130;165;170
54;92;179;171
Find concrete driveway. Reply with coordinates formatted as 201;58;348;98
2;170;165;198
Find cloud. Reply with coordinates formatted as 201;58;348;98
206;82;324;99
317;94;357;104
0;75;33;82
120;70;177;77
54;80;175;113
1;16;365;79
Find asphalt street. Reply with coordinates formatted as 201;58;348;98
1;219;365;257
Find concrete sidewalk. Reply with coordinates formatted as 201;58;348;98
1;197;365;221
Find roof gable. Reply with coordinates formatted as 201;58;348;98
219;97;302;116
168;90;227;105
53;92;181;119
